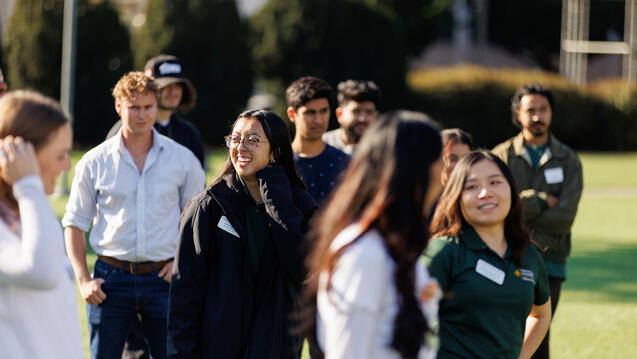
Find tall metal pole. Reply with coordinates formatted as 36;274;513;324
624;0;637;82
55;0;78;197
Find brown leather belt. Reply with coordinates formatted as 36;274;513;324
98;255;173;275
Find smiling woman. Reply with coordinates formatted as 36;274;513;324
168;110;317;358
425;151;552;359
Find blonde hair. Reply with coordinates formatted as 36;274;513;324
112;71;158;102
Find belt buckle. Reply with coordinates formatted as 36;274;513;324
128;262;138;275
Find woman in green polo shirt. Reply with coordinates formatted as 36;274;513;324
425;151;551;359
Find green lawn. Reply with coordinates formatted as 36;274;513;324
550;152;637;358
52;151;637;358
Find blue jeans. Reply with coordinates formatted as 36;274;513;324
88;259;169;359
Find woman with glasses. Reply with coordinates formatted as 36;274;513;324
425;151;551;359
168;110;317;359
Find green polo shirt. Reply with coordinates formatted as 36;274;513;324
424;227;550;359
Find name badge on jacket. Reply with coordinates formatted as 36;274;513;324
544;167;564;184
218;216;240;238
475;259;505;285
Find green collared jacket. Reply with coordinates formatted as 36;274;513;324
492;132;583;264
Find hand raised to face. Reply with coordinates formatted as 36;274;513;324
0;136;39;185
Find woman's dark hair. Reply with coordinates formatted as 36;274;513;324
441;128;473;151
214;109;305;189
430;151;530;266
301;110;442;358
0;90;69;221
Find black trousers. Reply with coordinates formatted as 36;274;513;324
532;276;564;359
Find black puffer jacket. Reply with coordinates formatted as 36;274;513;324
168;167;317;359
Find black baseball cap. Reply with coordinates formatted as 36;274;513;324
144;54;197;111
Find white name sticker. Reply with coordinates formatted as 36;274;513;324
475;259;505;285
544;167;564;184
217;216;239;238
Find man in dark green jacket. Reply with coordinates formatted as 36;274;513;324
492;83;583;359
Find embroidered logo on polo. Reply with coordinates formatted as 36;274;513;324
515;268;536;284
158;62;182;76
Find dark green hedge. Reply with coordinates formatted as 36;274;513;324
406;66;637;151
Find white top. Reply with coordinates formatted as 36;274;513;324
62;128;205;261
0;176;83;359
322;129;355;155
317;224;439;359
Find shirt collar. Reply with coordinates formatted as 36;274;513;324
237;175;253;198
512;132;565;166
109;127;165;155
462;226;512;258
461;226;487;250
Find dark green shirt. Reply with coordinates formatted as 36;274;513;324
424;227;550;359
524;143;547;169
238;176;271;275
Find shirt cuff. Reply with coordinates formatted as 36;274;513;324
12;176;45;199
61;213;92;232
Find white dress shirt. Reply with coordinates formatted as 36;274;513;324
62;128;205;261
0;176;83;359
317;224;439;359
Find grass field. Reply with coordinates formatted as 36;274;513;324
51;150;637;358
549;152;637;358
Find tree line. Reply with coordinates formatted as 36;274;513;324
1;0;626;146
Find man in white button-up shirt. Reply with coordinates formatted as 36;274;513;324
62;72;205;359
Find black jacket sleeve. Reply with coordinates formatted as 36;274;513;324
174;117;206;169
167;193;215;359
188;130;206;169
256;166;317;288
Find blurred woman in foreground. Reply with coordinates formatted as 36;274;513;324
426;151;551;359
303;110;443;358
0;91;82;358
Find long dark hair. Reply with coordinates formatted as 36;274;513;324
0;91;69;221
302;110;442;358
430;151;530;266
214;109;305;189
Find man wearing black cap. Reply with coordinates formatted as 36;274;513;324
107;55;205;168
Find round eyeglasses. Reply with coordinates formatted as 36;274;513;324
224;135;265;152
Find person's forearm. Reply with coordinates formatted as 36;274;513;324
519;312;551;359
64;226;91;284
0;177;63;288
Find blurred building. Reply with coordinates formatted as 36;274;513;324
413;0;627;82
